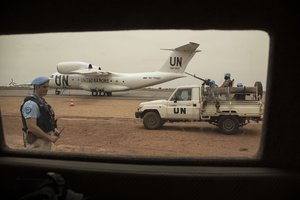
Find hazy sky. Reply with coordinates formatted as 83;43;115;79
0;30;270;89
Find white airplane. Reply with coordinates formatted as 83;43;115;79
49;42;200;96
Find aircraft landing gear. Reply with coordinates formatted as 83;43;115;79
91;90;112;96
99;91;105;96
91;90;98;96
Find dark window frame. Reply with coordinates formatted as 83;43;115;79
0;1;299;199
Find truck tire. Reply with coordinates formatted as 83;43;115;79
218;115;239;134
254;81;263;98
143;111;162;130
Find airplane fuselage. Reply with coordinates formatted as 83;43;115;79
49;42;200;96
49;72;185;92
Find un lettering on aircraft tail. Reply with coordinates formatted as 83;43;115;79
159;42;200;73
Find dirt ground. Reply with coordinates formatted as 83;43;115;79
0;95;263;158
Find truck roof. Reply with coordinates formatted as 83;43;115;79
176;85;200;89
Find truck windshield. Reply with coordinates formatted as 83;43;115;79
171;89;192;101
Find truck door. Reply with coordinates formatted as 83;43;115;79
167;88;200;119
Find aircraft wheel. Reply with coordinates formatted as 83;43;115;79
91;90;98;96
55;90;61;95
99;91;105;96
106;92;112;96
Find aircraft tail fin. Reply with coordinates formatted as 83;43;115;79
158;42;200;73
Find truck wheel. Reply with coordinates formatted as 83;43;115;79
143;111;162;130
218;115;239;134
254;81;263;98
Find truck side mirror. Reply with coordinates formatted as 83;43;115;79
174;95;178;103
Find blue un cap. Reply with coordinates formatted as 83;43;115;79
31;76;49;85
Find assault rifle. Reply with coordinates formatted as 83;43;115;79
55;128;64;137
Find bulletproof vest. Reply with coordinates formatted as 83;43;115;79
20;95;57;139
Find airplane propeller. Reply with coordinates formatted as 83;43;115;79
9;78;16;86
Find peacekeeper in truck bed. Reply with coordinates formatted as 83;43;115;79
220;72;234;87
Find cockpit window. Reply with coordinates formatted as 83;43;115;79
0;30;269;159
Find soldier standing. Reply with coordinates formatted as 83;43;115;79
20;76;60;151
220;73;234;87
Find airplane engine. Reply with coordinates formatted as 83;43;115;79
57;61;98;74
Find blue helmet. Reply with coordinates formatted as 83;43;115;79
224;73;231;78
209;80;215;85
31;76;49;85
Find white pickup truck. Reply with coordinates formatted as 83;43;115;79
135;83;264;134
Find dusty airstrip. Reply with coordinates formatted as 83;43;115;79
0;87;263;158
